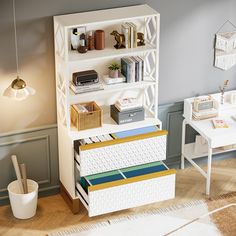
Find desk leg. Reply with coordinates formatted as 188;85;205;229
206;146;213;195
181;119;186;169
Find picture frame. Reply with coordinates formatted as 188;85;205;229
70;26;86;50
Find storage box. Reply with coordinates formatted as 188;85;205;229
110;105;144;125
71;101;102;131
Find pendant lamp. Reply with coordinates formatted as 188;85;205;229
3;0;35;101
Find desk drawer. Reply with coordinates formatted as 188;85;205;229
76;161;176;217
75;130;167;176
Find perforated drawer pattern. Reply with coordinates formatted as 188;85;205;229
88;174;175;217
79;134;167;176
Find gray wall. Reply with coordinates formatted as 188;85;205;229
0;125;59;205
0;0;236;133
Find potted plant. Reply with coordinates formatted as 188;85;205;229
108;62;120;78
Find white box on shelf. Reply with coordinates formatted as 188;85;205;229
102;74;126;85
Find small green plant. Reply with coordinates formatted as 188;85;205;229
108;62;120;71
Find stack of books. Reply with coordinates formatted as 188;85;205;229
115;97;142;111
121;22;137;48
70;81;104;94
121;56;144;83
192;108;218;120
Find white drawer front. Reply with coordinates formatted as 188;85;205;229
79;135;167;176
88;173;175;217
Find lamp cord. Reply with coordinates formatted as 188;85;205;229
13;0;19;77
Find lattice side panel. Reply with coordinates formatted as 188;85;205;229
144;16;158;47
142;51;157;116
143;51;156;81
55;61;67;126
54;21;66;60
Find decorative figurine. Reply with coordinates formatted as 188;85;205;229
110;30;125;49
137;32;145;46
219;80;229;104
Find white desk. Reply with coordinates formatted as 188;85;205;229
181;92;236;195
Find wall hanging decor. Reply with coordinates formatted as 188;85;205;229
214;20;236;71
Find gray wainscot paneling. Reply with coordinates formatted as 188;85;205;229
0;125;59;205
159;102;184;166
159;102;199;166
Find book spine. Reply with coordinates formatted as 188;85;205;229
130;22;137;48
137;56;144;81
132;56;139;82
121;24;129;48
127;57;135;82
130;25;133;48
126;23;131;48
132;59;135;82
133;25;137;48
121;58;129;82
127;60;132;83
126;22;133;48
137;57;142;82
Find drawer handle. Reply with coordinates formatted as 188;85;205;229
86;113;94;116
129;113;136;117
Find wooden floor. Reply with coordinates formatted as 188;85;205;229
0;158;235;236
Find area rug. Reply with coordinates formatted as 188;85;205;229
49;192;236;236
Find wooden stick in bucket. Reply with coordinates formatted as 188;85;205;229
20;164;28;194
11;155;24;194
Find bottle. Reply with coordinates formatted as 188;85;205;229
87;31;94;50
78;39;88;53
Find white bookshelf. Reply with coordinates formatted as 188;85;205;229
54;5;169;215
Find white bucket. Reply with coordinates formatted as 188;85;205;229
8;179;38;219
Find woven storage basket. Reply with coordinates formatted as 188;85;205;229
71;101;102;130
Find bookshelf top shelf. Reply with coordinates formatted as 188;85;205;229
54;5;159;28
67;43;156;62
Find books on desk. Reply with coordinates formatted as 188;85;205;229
192;108;218;120
212;119;229;128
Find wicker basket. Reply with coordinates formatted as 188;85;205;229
71;101;102;131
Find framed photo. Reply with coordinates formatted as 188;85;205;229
70;26;86;50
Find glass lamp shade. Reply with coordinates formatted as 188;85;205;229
3;77;35;101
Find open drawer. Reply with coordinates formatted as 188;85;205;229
74;129;168;176
76;161;176;217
